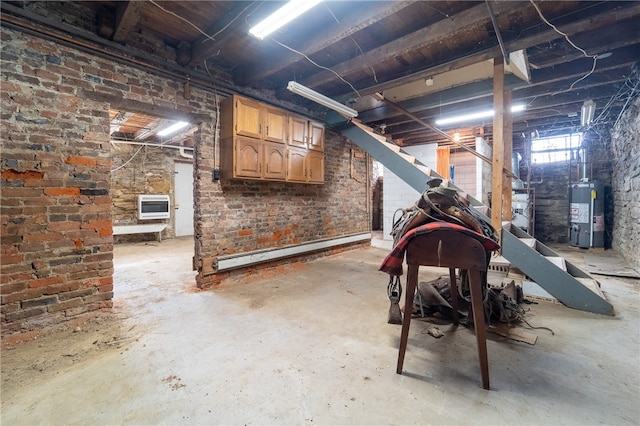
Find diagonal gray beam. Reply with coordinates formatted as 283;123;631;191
340;124;434;194
502;226;614;315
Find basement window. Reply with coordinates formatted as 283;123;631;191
531;133;582;164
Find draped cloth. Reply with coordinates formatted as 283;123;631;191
379;222;500;277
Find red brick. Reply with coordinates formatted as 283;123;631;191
0;253;24;264
1;187;44;198
0;273;32;285
23;232;64;243
1;169;45;181
28;275;64;289
42;281;81;295
1;288;44;304
48;221;80;232
47;297;84;313
0;282;28;295
43;187;80;196
65;156;97;166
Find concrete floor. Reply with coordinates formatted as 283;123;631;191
2;235;639;425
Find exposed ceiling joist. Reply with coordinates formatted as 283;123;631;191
236;0;415;86
112;1;142;43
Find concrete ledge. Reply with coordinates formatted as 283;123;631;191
113;224;168;242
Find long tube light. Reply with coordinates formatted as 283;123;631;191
580;100;595;127
249;0;322;40
435;104;526;126
287;81;358;118
157;121;189;136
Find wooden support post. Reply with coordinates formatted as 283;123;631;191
491;58;505;242
502;90;513;221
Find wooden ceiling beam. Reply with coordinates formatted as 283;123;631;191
527;29;640;69
237;1;414;86
335;2;640;100
185;2;261;67
297;1;520;90
355;59;631;127
112;1;142;43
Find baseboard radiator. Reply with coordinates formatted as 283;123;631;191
214;232;372;272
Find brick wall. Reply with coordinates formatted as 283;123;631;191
611;95;640;269
196;130;371;287
1;30;114;334
1;27;371;335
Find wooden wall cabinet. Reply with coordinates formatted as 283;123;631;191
221;94;324;184
286;147;324;184
289;114;324;151
222;95;288;143
225;137;286;181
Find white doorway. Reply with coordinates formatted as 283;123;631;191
174;162;194;237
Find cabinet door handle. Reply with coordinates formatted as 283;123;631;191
266;163;269;173
266;125;269;135
259;124;262;134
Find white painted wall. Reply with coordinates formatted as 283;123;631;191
382;144;437;240
476;136;492;203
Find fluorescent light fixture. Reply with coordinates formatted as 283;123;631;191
435;104;526;126
580;100;595;127
249;0;322;40
287;81;358;118
157;121;189;137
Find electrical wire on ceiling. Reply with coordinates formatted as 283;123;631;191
148;1;363;100
573;63;640;133
148;0;249;45
148;0;217;43
529;0;598;94
324;3;378;84
610;65;640;128
269;37;361;98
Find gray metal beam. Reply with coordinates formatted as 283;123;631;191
502;226;614;315
340;124;435;194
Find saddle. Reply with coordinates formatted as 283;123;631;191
386;179;499;324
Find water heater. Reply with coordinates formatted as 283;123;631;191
569;182;604;248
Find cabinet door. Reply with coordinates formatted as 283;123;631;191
307;150;324;183
287;147;307;182
264;106;287;143
235;97;262;139
289;115;308;148
235;138;262;178
309;120;325;151
263;142;286;180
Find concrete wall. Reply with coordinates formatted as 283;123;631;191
450;150;477;196
0;27;370;334
611;95;640;269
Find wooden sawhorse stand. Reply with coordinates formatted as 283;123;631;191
396;230;491;390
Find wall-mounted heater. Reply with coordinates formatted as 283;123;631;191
138;194;170;220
